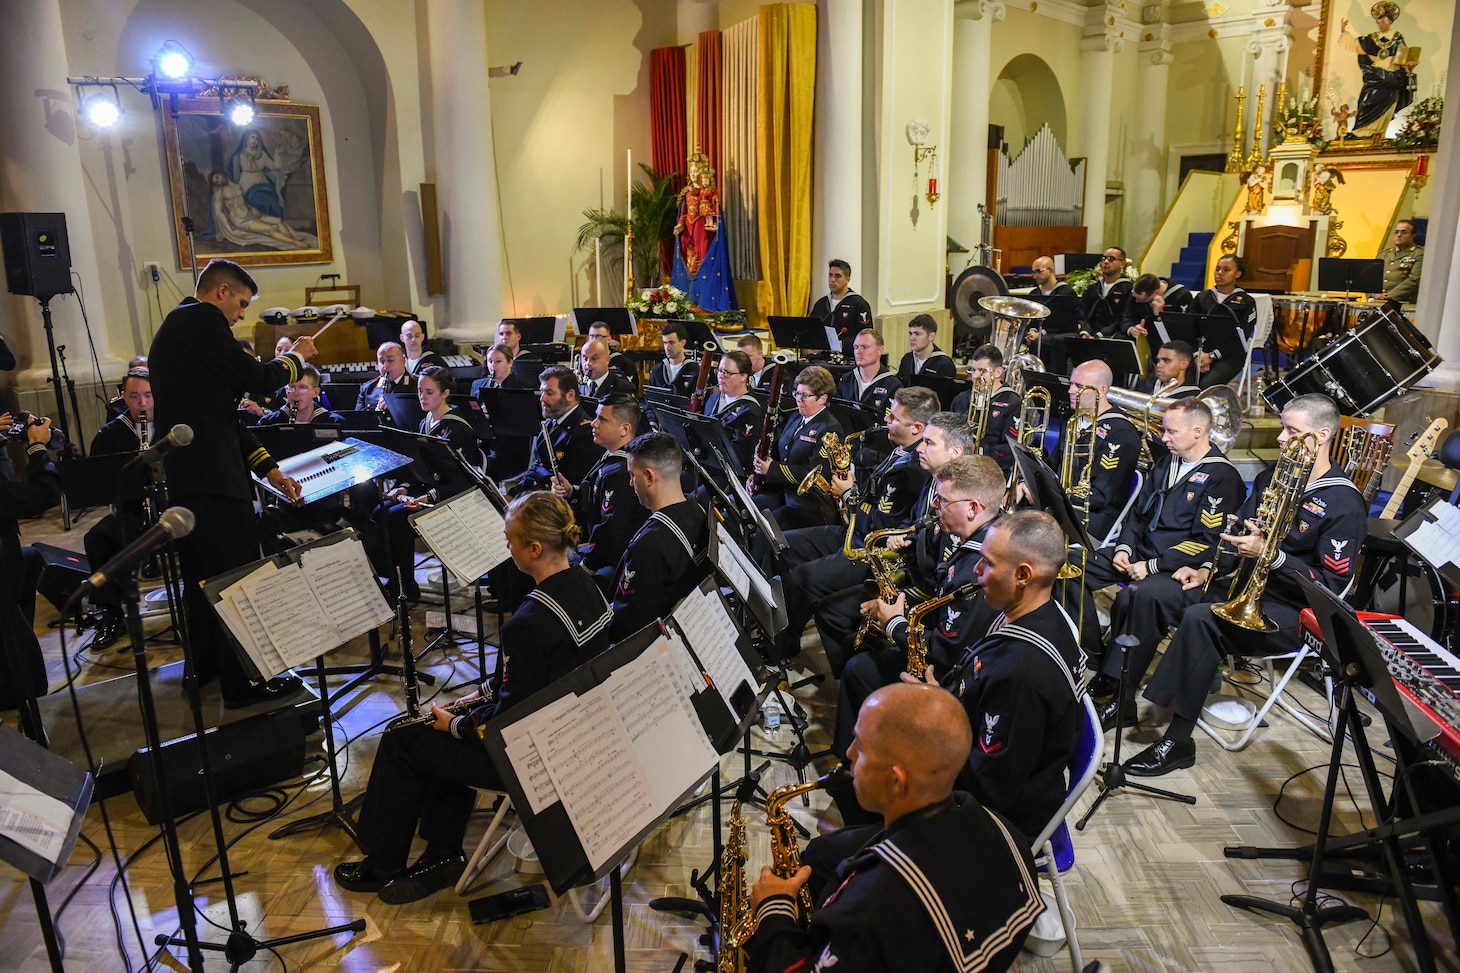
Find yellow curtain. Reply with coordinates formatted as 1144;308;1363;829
756;3;816;317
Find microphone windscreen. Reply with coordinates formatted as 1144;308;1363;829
159;506;197;539
171;423;195;446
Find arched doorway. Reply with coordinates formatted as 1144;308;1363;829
989;53;1067;154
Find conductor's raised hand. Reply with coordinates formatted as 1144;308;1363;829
289;336;318;361
750;865;811;910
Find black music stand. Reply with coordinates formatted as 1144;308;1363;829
476;387;542;438
908;372;969;410
251;423;342;460
503;316;559;345
1317;257;1385;298
1019;370;1074;424
570;307;637;337
335;409;384;431
1056;253;1104;274
671;317;724;352
383;391;427;431
1065;336;1144;385
768;315;834;358
55;452;131;530
1021;292;1084;336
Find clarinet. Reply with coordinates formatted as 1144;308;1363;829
541;420;561;481
137;414;149;450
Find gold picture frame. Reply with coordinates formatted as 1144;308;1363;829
160;98;332;268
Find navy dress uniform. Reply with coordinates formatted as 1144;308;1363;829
1081;278;1134;337
1192;287;1257;388
752;405;845;530
578;370;635;402
703;391;765;474
895;348;957;385
356;371;416;412
835;368;901;418
810;291;874;359
952;383;1022;474
82;414;153;628
607;500;710;643
507;403;602;496
648;357;699;399
571;448;649;579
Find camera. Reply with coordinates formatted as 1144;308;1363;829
3;411;67;450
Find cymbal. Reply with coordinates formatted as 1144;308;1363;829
1390;452;1459;491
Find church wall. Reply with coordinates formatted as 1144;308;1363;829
987;7;1082;156
1164;35;1245;165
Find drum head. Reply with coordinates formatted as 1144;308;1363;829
951;265;1009;340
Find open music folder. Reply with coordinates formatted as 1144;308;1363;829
202;529;394;683
407;486;511;583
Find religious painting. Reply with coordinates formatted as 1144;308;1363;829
1311;0;1453;144
160;97;332;268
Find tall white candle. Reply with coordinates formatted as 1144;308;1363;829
595;237;603;303
626;149;633;224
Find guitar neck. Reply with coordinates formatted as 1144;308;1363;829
1381;464;1421;519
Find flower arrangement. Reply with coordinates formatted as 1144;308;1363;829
1393;96;1443;149
1277;94;1328;150
1063;263;1139;297
628;285;695;318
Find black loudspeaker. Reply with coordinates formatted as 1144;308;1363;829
0;211;75;301
31;542;90;614
129;708;306;825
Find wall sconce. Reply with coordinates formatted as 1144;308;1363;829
906;120;939;207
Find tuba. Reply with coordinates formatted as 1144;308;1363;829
1211;433;1320;632
904;582;979;681
978;295;1049;393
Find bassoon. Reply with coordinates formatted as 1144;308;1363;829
747;363;786;493
688;343;716;414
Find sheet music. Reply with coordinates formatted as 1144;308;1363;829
824;325;839;349
412;490;510;582
1152;319;1170;344
529;688;658;871
715;521;776;607
501;693;579;814
298;539;392;643
239;563;338;671
672;585;756;713
0;769;72;864
1406;501;1460;568
218;563;289;677
603;642;719;807
454;489;512;571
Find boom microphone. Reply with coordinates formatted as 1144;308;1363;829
125;423;194;469
67;508;196;609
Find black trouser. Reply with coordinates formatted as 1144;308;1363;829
356;721;502;872
814;585;875;678
373;500;421;601
776;526;868;660
174;495;263;697
1064;547;1126;665
83;511;141;613
1103;573;1203;695
0;547;47;710
1200;357;1242;389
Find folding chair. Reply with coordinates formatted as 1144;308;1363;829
1098;467;1144;547
1196;638;1334;750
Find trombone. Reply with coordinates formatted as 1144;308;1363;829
965;365;996;447
1056;385;1100;641
1004;385;1052;509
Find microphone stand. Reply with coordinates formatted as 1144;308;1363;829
55;343;87;457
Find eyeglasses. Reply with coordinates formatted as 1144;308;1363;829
792;391;822;400
1099;254;1121;262
716;368;743;376
931;494;977;510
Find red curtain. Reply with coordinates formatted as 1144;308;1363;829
650;47;687;193
697;30;723;180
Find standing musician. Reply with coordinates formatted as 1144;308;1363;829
748;683;1042;973
1;417;61;728
608;432;710;642
751;365;844;530
1192;254;1257;389
773;387;937;661
836;329;901;416
503;365;602;496
1064;359;1143;545
355;341;416;413
1071;397;1245;687
83;368;154;650
648;321;699;399
259;366;343;426
551;394;648;584
1119;394;1366;776
149;258;314;707
951;344;1021;475
336;492;613;904
481;319;544;385
372;366;483;602
814;415;979;680
809;258;874;359
585;320;636;378
577;338;635;401
895;313;957;384
1023;256;1083;375
1079;247;1134;338
702;349;764;472
832;454;1005;771
400;320;447;376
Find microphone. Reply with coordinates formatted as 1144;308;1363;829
65;507;196;609
124;423;194;469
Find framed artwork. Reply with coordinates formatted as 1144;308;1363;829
160;97;332;268
1312;0;1452;143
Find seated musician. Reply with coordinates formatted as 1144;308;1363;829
749;683;1041;973
832;454;1005;766
835;329;901;416
1123;273;1194;346
1193;254;1257;389
1079;247;1134;338
895;313;956;384
809;258;874;359
737;334;777;391
586;320;635;378
773;386;937;661
578;338;635;401
607;431;710;643
259;366;343;426
400;319;447;377
82;369;154;649
238;343;288;419
702;349;764;473
648;321;699;399
478;342;533;390
2;417;62;731
814;414;978;677
1118;394;1366;776
371;366;483;602
356;341;416;413
335;491;613;904
951;344;1021;475
750;365;844;530
1134;340;1199;397
551;394;648;585
1023;256;1082;375
1064;359;1143;546
502;365;602;497
1072;397;1245;697
481;319;544;385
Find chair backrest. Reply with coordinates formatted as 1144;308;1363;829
1099;466;1145;547
1028;693;1105;852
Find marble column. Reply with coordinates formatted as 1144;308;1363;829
426;0;506;340
0;0;118;389
1129;28;1173;260
812;0;863;291
1078;7;1124;247
1245;15;1292;160
1416;4;1460;389
949;1;1003;255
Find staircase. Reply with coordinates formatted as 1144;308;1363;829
1168;231;1214;290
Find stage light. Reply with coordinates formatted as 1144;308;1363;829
154;41;193;80
81;92;121;128
227;96;255;126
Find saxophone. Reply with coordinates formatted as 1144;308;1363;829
765;769;846;923
717;799;753;973
1212;432;1320;632
904;581;980;681
854;526;917;652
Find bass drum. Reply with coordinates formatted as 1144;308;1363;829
1263;307;1439;416
950;265;1009;358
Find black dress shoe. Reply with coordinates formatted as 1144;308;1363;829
377;851;467;904
1096;697;1138;733
334;858;396;893
91;613;127;652
1124;737;1196;777
223;674;306;710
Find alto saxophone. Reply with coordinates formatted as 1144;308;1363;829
854;526;916;652
765;769;846;924
903;581;980;681
717;799;754;973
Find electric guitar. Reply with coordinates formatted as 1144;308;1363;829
1380;416;1450;520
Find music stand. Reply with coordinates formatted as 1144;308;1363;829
768;315;834;358
251;423;341;460
1056;253;1104;274
335;409;384;431
383;391;426;431
1318;257;1385;298
1160;309;1248;367
668;317;722;352
1019;370;1074;423
570;307;637;337
56;452;131;530
503;316;560;345
476;387;543;438
1065;336;1144;384
1021;293;1084;336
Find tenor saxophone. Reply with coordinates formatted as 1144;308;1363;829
903;581;980;681
717;799;753;973
853;526;917;652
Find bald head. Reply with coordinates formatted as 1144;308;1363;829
862;684;971;796
580;338;611;380
1032;257;1054;273
1071;359;1112;388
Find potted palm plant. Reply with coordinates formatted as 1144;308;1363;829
576;164;681;299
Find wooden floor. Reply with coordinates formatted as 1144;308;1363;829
2;506;1456;973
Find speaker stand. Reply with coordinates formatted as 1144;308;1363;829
35;297;79;460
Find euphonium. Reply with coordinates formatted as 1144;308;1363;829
904;581;979;680
965;365;996;447
1105;384;1242;457
1211;432;1320;632
718;799;753;972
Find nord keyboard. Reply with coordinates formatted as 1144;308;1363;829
1365;616;1460;765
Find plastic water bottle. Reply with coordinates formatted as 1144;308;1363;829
763;701;781;734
